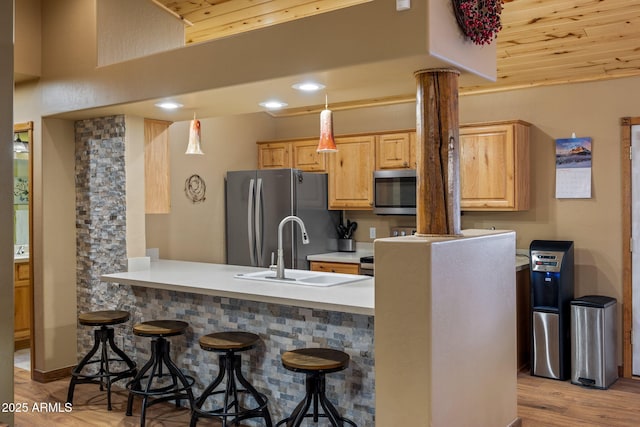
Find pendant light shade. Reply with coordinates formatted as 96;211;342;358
317;96;337;153
186;114;204;155
13;134;28;153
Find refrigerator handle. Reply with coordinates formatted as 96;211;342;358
255;178;263;266
248;178;256;266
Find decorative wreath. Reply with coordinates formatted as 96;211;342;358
184;174;206;204
452;0;504;45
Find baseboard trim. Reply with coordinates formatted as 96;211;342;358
32;365;74;383
508;417;523;427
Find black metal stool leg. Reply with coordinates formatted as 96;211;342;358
126;339;158;416
67;328;102;405
160;338;196;409
316;374;344;427
191;350;271;427
68;325;137;411
232;355;273;426
128;336;195;427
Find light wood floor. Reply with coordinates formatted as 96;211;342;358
10;367;640;426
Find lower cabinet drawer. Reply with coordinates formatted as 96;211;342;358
309;261;360;275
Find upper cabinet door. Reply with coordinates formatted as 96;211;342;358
293;139;326;172
459;121;530;211
376;132;412;170
258;142;292;169
145;119;172;214
328;136;375;210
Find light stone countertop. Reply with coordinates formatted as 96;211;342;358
308;248;531;271
307;249;373;264
101;259;374;316
14;254;29;263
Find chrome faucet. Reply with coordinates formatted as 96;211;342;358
273;215;310;279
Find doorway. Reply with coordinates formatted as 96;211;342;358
12;122;33;372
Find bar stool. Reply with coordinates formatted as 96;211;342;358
67;309;137;410
126;320;195;427
276;348;357;427
190;331;272;427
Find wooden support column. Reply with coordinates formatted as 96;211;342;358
414;68;461;236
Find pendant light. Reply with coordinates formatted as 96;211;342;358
13;134;28;153
317;95;338;153
185;113;204;155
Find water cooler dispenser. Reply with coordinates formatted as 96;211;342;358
530;240;574;380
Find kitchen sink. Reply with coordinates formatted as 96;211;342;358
234;269;370;287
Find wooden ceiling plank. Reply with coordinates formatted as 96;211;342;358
499;36;640;64
155;0;237;19
501;0;633;26
185;0;365;43
500;7;640;38
185;0;327;28
179;0;275;24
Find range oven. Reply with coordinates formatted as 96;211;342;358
360;256;374;276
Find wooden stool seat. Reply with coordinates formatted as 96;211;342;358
132;320;189;337
277;347;356;427
78;310;130;326
281;348;350;373
199;331;260;352
190;331;272;427
67;310;137;411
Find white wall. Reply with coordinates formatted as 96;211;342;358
145;113;275;263
125;115;147;258
36;118;77;373
97;0;184;66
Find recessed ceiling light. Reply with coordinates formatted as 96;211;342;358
155;101;184;110
292;82;326;92
259;100;288;109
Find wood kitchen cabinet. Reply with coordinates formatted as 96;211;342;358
310;261;360;275
258;142;292;169
459;120;530;211
376;132;414;169
14;261;31;350
144;119;171;214
328;135;375;210
292;139;326;172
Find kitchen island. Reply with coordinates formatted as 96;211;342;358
102;260;374;315
101;260;375;425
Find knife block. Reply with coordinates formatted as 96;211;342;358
338;239;355;252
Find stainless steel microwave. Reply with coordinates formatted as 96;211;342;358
373;169;417;215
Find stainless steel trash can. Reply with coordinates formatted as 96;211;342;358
571;295;617;389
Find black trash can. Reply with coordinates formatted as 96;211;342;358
570;295;617;389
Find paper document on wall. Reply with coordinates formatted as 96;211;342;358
555;137;592;199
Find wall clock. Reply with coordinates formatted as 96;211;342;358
452;0;504;45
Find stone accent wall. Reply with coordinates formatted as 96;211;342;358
129;289;375;425
74;115;375;425
75;115;135;354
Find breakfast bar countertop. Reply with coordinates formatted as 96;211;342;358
101;259;374;316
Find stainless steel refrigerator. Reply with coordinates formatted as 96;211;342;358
225;168;339;269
